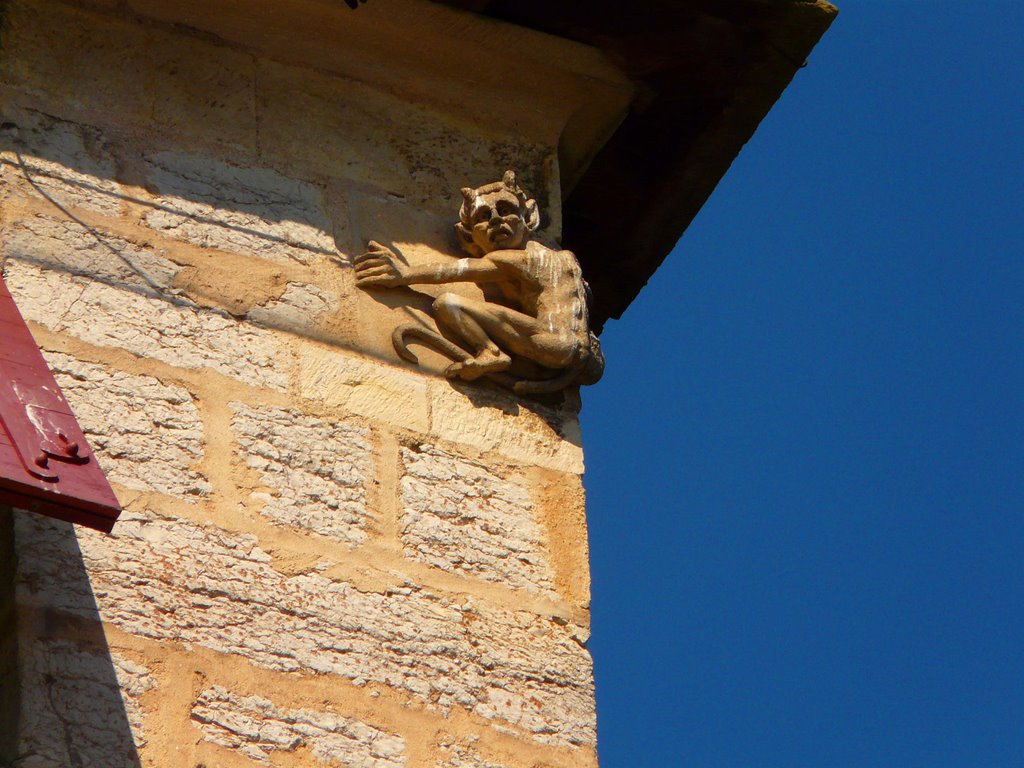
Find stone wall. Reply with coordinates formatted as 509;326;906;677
0;1;602;765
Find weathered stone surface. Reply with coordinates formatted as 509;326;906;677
0;2;604;759
438;737;509;768
16;640;153;768
191;686;406;767
14;511;596;747
5;259;291;391
142;151;338;266
257;60;554;217
400;444;555;597
347;190;450;265
429;383;584;475
0;0;256;150
0;116;123;216
247;282;339;332
3;214;180;295
231;403;373;546
298;345;429;434
43;352;210;500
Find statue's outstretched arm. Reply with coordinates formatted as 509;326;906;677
354;241;500;289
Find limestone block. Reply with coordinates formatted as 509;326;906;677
257;61;554;218
0;0;256;150
14;512;596;747
44;352;210;500
2;214;181;295
438;738;509;768
298;345;429;434
191;686;406;767
142;151;338;266
16;640;153;768
429;384;584;475
231;403;373;546
246;282;339;333
5;259;292;391
348;184;453;261
0;115;123;215
400;444;556;597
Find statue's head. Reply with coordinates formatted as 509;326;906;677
455;170;540;257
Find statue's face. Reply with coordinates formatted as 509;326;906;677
464;189;528;254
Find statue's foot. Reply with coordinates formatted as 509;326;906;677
446;350;512;380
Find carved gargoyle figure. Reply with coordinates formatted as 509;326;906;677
354;170;604;395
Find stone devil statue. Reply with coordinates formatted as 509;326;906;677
353;171;604;396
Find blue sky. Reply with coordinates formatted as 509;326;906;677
582;3;1023;766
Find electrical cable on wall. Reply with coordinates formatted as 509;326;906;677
0;122;168;295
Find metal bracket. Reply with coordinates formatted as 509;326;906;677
0;377;90;482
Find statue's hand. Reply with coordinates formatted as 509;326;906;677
354;240;408;288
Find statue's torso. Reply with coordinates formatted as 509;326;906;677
486;242;591;340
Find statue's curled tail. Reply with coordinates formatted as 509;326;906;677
392;324;470;366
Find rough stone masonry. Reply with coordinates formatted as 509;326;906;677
0;0;601;766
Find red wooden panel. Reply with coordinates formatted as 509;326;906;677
0;273;121;532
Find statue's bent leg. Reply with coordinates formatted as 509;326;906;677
432;293;513;379
432;293;575;380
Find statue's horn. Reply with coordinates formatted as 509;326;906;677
502;170;517;188
460;187;475;204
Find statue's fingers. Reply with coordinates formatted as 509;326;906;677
354;251;383;263
356;265;395;278
356;274;394;287
356;262;391;274
354;259;388;271
373;253;396;266
354;254;387;268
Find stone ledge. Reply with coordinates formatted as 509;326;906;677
297;343;430;435
428;382;584;475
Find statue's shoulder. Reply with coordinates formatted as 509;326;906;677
525;239;578;262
